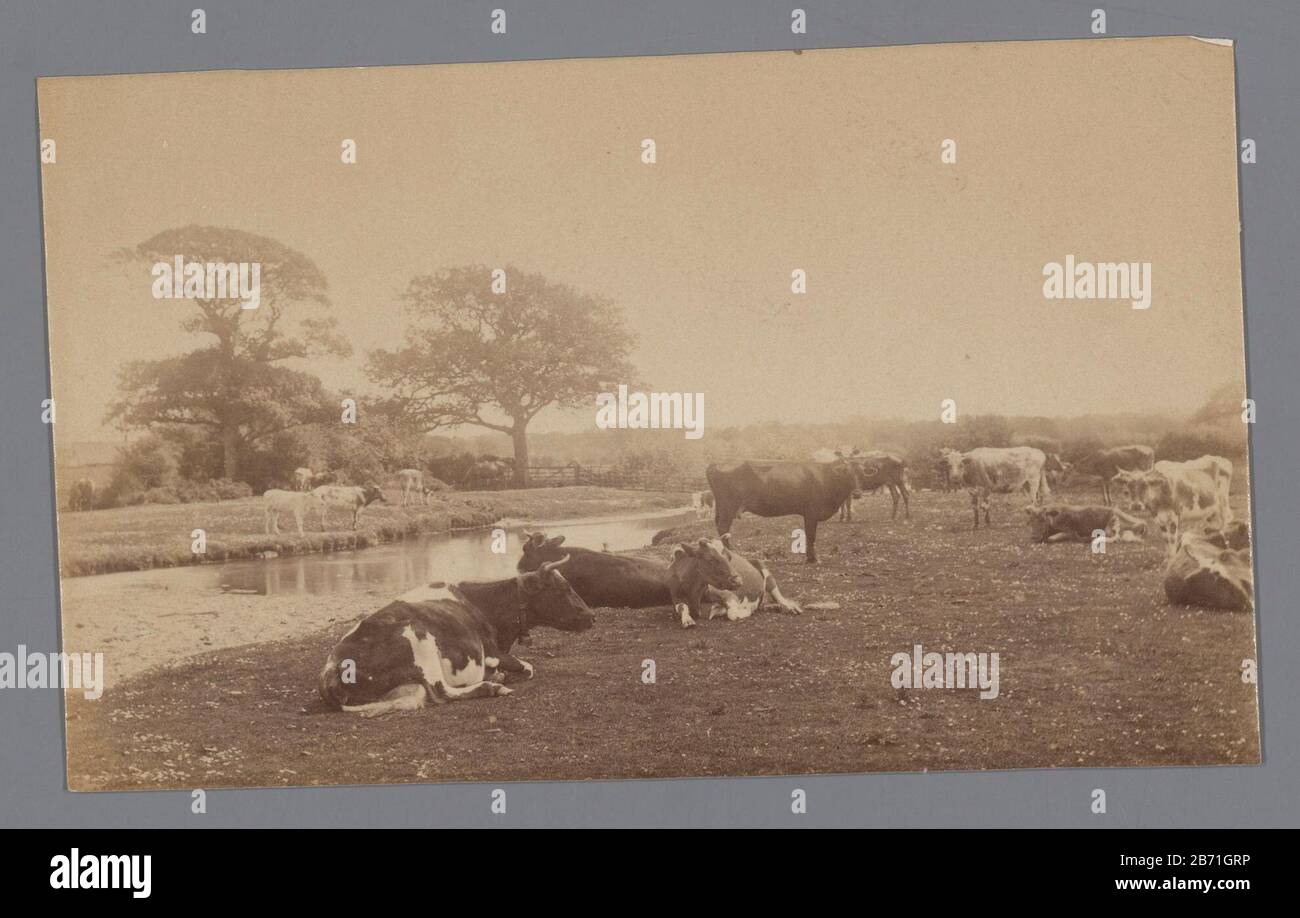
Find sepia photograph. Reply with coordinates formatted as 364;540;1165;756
36;36;1258;791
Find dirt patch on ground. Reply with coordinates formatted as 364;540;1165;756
64;488;1260;790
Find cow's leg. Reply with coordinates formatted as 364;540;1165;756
486;652;535;683
1157;513;1178;561
714;499;739;538
1101;479;1110;506
804;516;819;564
900;483;911;521
888;484;900;520
675;602;697;628
342;683;431;717
759;565;801;614
970;490;980;529
295;510;305;536
698;585;750;621
428;679;511;701
409;634;512;702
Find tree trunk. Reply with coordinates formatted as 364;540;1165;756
511;423;529;487
221;425;240;480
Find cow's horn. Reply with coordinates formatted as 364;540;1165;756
540;554;571;572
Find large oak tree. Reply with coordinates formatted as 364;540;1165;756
368;266;637;486
109;226;350;479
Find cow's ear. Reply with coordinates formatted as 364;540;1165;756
547;535;566;547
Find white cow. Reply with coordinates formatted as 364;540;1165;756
293;467;314;491
944;447;1049;529
397;468;426;506
1113;456;1233;559
264;489;324;535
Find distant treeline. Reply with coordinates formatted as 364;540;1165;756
429;384;1249;492
73;383;1247;508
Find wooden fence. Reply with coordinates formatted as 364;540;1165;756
462;464;704;493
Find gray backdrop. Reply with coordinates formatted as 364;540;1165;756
1;0;1295;828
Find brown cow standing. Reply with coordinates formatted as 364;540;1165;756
706;459;865;563
1072;445;1155;505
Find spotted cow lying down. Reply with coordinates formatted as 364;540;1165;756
318;557;593;716
1023;504;1148;544
1163;523;1253;612
667;535;801;629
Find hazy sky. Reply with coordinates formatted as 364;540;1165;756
38;37;1246;444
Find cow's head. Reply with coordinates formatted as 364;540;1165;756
1023;505;1053;541
362;483;387;506
1043;453;1070;487
518;531;568;572
518;556;594;632
939;448;964;483
1111;469;1152;513
853;456;893;492
671;538;742;591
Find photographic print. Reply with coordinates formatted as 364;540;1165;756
37;36;1258;790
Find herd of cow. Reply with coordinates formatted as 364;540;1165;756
264;467;462;535
317;442;1255;717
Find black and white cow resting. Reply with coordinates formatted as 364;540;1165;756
1163;526;1253;611
666;535;801;629
943;447;1050;529
706;459;865;563
318;558;593;716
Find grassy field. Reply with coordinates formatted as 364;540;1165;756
57;486;688;577
63;486;1260;790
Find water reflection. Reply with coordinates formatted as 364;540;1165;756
208;509;696;597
